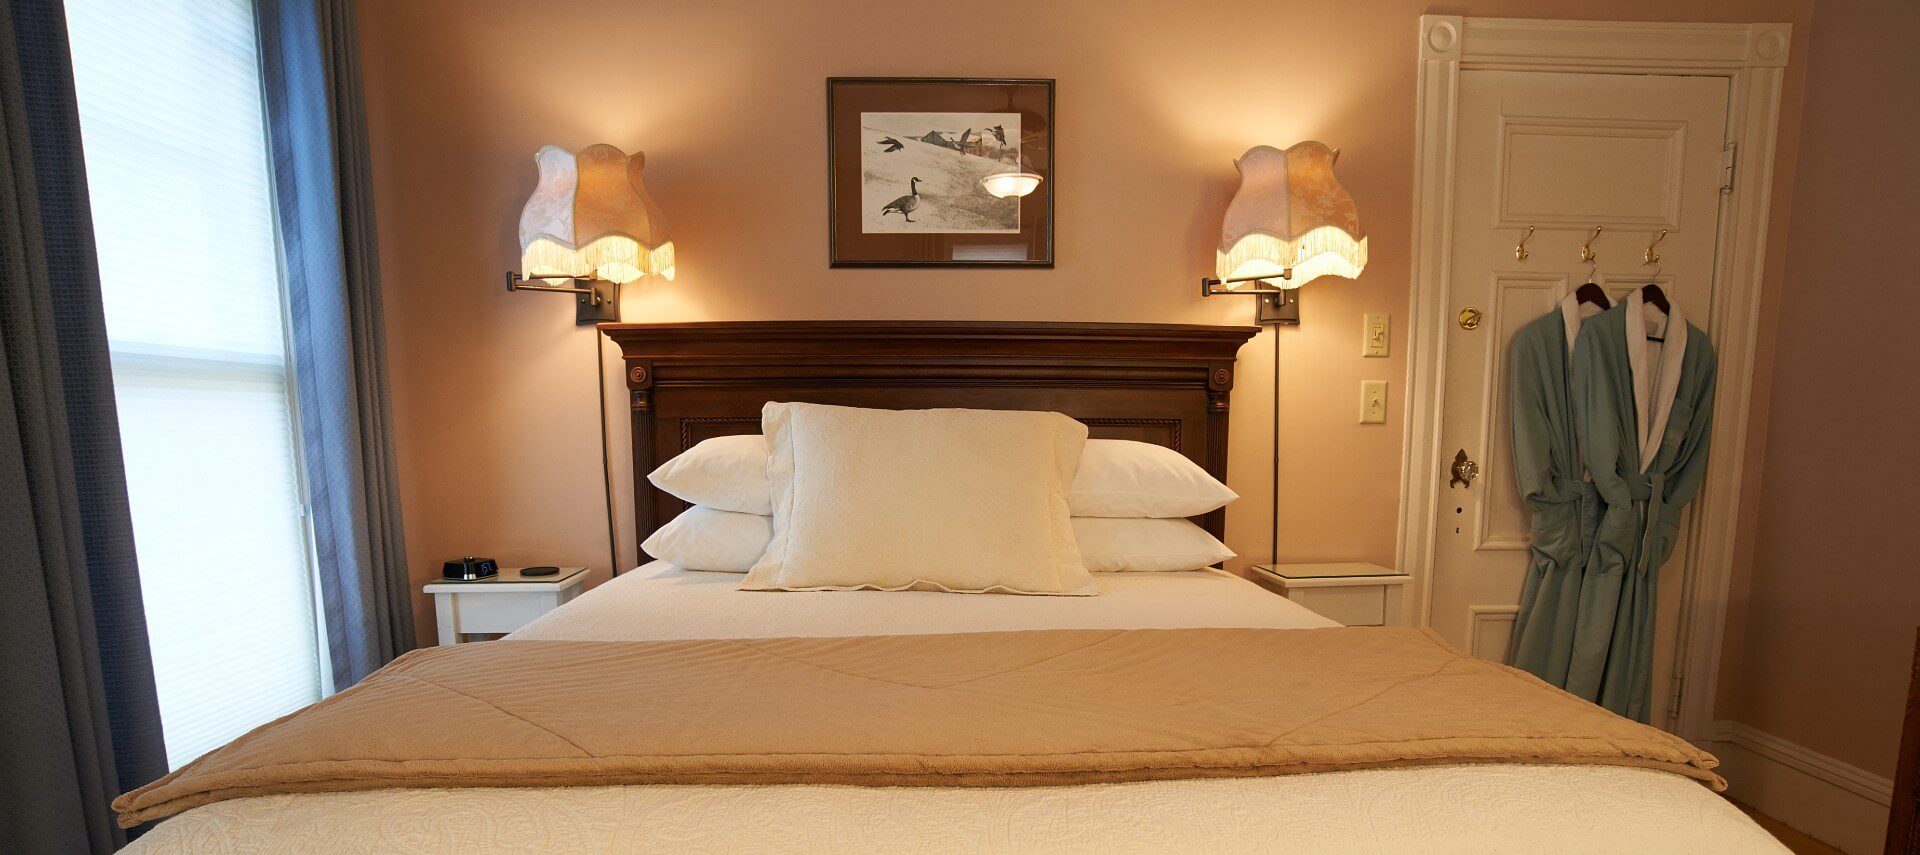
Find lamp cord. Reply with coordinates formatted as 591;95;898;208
1272;326;1281;565
594;334;620;577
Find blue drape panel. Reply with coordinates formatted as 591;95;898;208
1;0;167;849
255;0;412;687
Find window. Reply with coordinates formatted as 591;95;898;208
65;0;325;769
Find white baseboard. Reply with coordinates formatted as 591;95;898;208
1707;720;1892;854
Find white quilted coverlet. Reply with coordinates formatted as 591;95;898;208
127;564;1782;854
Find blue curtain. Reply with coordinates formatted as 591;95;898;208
255;0;412;688
0;0;167;849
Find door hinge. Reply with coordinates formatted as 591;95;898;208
1719;142;1737;193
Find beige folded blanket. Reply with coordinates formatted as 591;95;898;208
116;627;1721;826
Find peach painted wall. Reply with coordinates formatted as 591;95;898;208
1714;0;1920;779
352;0;1811;648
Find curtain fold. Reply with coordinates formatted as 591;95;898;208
255;0;412;687
1;0;167;850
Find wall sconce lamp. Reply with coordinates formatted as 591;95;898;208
509;144;675;325
1200;142;1367;325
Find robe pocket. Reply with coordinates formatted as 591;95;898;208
1527;500;1585;565
1663;400;1696;446
1645;503;1688;568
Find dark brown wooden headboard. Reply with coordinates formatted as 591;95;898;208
601;321;1259;563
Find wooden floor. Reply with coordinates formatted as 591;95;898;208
1731;800;1847;855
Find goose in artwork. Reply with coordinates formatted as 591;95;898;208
986;124;1007;145
880;176;922;222
878;136;904;152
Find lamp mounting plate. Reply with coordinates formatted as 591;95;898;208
1256;290;1300;326
572;281;620;325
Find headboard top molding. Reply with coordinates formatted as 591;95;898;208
601;321;1258;560
600;320;1258;357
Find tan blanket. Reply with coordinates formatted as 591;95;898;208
115;627;1721;826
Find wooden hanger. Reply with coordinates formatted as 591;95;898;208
1640;282;1670;314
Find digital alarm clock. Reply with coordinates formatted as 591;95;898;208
441;556;499;580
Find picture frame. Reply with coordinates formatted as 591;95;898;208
827;77;1054;267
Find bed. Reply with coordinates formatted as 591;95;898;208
123;322;1781;853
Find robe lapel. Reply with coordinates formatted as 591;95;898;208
1557;293;1602;358
1623;291;1652;468
1622;291;1691;473
1642;301;1689;473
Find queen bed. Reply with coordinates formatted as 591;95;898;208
122;322;1781;853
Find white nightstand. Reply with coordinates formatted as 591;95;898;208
423;566;589;644
1252;563;1408;627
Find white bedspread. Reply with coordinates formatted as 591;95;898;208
127;563;1782;854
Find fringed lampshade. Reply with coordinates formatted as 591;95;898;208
1216;141;1366;289
518;144;675;285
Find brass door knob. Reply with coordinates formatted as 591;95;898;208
1450;449;1479;488
1458;307;1483;330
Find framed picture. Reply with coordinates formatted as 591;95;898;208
827;77;1054;267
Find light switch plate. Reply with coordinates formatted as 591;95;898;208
1363;313;1389;357
1360;380;1388;424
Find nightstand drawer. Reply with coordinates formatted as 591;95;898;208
1289;585;1388;626
440;588;579;634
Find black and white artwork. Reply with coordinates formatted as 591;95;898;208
859;112;1020;234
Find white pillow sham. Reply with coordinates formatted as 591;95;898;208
645;507;1234;574
649;434;1235;518
741;402;1094;595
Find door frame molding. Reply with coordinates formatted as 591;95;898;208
1400;15;1791;740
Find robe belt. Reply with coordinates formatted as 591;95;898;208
1617;471;1670;577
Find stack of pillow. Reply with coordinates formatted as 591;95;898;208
642;403;1238;594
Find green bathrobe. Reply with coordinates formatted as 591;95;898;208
1568;292;1716;721
1508;296;1606;687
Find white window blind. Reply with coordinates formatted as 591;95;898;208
65;0;325;770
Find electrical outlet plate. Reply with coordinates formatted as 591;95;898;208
1363;313;1389;357
1361;380;1388;424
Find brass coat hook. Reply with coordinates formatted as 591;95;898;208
1514;226;1535;261
1579;226;1603;264
1643;229;1668;265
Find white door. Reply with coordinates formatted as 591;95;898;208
1425;70;1729;728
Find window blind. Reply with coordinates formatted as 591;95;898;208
66;0;324;770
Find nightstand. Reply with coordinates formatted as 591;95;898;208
1252;563;1408;627
423;566;589;644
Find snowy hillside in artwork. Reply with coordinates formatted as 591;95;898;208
860;111;1020;234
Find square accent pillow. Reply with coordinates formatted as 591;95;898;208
742;402;1095;595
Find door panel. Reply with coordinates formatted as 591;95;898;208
1427;70;1728;729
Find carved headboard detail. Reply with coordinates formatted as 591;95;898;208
601;321;1258;564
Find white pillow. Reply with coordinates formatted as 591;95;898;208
1072;517;1236;572
640;506;772;572
1068;439;1238;518
647;509;1232;574
647;433;772;515
742;402;1095;595
649;434;1234;518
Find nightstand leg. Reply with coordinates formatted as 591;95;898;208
1384;584;1405;627
435;594;460;645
